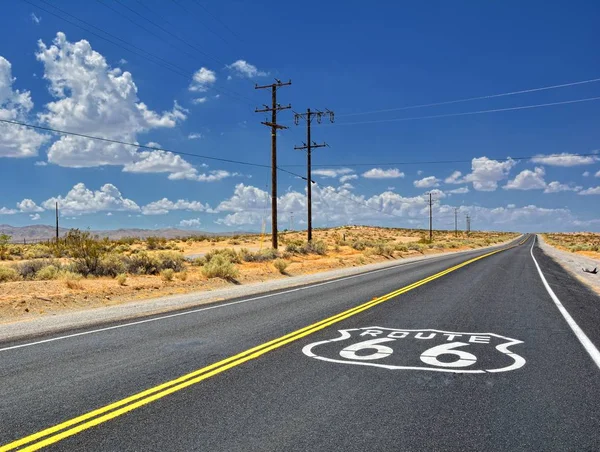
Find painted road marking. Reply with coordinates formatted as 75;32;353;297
0;246;515;451
531;235;600;369
303;327;526;373
0;249;495;353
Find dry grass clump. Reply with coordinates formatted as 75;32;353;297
0;266;20;282
272;259;289;274
202;255;239;280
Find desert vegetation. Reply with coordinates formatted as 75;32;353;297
0;226;517;319
542;232;600;259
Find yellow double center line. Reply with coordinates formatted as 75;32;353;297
1;245;513;451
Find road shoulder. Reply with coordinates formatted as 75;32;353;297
0;239;518;343
537;235;600;295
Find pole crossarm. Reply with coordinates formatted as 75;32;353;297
254;79;292;249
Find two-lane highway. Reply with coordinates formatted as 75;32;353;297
1;235;599;451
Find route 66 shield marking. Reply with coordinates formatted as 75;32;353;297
302;327;526;373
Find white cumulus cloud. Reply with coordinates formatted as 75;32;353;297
463;157;517;191
0;56;49;157
413;176;440;188
226;60;268;78
362;168;405;179
17;199;44;212
312;168;354;178
504;167;546;190
42;183;140;215
189;67;216;92
579;186;600;195
36;32;186;168
448;186;469;194
543;181;582;193
179;218;202;228
30;213;41;221
142;198;207;215
531;153;599;167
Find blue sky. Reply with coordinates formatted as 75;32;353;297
1;0;599;233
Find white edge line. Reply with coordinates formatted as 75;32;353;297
0;237;521;353
531;235;600;369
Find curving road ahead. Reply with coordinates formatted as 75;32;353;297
1;234;599;451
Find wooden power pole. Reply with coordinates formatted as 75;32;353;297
454;207;459;236
255;79;291;249
428;192;433;242
55;202;59;245
294;108;334;242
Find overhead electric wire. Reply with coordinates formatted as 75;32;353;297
0;118;311;182
338;77;600;118
3;118;597;178
189;0;243;42
325;96;600;127
115;0;228;64
169;0;230;45
281;150;600;168
22;0;254;107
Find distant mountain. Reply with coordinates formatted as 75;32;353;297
0;224;254;242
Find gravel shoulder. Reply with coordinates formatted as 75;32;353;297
537;234;600;294
0;238;519;343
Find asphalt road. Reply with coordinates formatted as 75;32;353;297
1;234;599;451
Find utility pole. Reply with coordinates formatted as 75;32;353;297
454;207;459;236
466;214;471;236
427;192;433;242
255;79;291;249
55;202;59;245
294;108;334;242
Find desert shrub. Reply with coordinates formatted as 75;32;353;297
205;248;241;264
154;251;185;272
190;256;206;266
176;271;188;281
241;248;279;262
395;244;409;252
63;229;108;276
0;234;11;260
302;240;327;255
125;251;184;275
16;259;57;280
114;245;130;254
146;236;167;250
116;237;137;246
0;266;20;282
285;243;300;253
202;255;239;280
60;271;83;289
97;253;127;277
116;273;127;286
125;251;158;275
272;259;289;274
352;240;367;251
35;265;59;281
161;269;175;282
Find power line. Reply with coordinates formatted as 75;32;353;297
0;118;268;169
325;96;600;127
189;0;243;42
170;0;230;45
337;77;600;118
115;0;228;64
280;151;600;168
0;117;316;183
24;0;254;107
